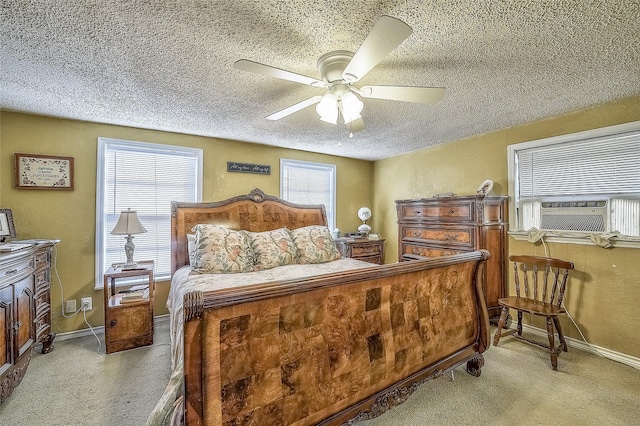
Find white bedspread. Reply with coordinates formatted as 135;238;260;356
167;257;374;370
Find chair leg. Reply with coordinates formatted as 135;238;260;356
516;311;523;336
493;307;509;346
553;317;568;352
546;317;558;370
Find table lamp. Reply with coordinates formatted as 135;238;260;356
357;206;372;236
111;208;147;269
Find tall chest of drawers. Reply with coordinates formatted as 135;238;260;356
0;243;55;403
396;196;508;319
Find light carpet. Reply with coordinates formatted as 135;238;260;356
0;318;172;425
1;321;639;425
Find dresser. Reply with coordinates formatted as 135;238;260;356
396;196;508;319
0;242;55;403
335;238;385;265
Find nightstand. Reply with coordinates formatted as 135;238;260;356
103;261;154;354
335;238;385;265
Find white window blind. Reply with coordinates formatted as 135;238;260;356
96;138;202;286
280;159;336;230
516;132;640;199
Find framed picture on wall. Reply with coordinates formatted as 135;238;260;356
0;208;16;242
15;153;74;190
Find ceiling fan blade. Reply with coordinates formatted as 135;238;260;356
234;59;327;87
359;85;446;104
265;96;323;120
346;117;365;133
341;16;413;83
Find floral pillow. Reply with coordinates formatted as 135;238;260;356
248;228;298;270
290;225;342;264
190;224;255;274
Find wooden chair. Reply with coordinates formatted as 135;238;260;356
493;255;575;370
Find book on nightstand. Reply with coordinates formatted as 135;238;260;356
119;285;149;302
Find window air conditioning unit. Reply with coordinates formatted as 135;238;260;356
540;200;608;232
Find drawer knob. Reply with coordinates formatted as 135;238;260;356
110;320;118;327
5;269;18;276
444;233;459;240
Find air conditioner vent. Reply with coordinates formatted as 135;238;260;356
540;200;607;232
541;201;607;209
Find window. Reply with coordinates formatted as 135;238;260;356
280;159;336;230
508;121;640;244
96;138;202;286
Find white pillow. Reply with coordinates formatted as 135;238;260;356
187;233;196;266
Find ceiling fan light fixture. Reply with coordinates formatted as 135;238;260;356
316;92;338;124
339;91;364;124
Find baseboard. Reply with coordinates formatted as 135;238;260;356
54;314;170;342
509;323;640;370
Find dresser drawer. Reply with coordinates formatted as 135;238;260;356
335;239;385;264
351;244;383;256
401;225;476;249
401;243;463;258
34;269;50;290
356;255;383;265
398;200;476;222
1;257;34;285
35;302;51;324
35;287;50;318
34;250;51;270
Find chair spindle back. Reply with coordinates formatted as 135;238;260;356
509;255;574;307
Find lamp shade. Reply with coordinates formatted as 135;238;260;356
340;92;363;124
111;209;147;235
316;92;338;124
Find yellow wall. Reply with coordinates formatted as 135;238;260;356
373;95;640;358
3;95;639;358
0;111;373;333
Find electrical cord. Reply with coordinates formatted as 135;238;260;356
49;241;104;354
50;242;82;320
562;303;605;358
533;235;604;358
82;304;104;355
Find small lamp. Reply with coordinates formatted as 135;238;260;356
111;208;147;269
357;206;372;236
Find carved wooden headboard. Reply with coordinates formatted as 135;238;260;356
170;188;328;274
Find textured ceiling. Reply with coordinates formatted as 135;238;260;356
1;1;639;161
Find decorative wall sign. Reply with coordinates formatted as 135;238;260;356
227;161;271;175
15;153;74;190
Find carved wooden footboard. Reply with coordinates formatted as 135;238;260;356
182;250;490;425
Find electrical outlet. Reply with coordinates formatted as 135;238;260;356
81;297;92;311
65;299;76;313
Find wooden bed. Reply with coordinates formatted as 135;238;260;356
170;188;490;425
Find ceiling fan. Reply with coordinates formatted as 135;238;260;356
234;15;445;135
